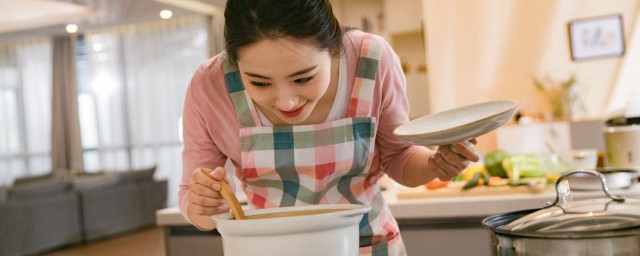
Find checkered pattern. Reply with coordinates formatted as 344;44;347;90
224;32;404;255
349;33;382;117
222;54;261;128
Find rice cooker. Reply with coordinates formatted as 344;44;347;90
604;116;640;170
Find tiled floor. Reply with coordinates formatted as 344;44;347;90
42;226;165;256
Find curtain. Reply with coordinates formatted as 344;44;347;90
0;38;52;185
607;7;640;118
80;15;210;205
51;36;84;175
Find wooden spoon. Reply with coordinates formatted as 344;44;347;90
200;168;246;220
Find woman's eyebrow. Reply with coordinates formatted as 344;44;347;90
286;65;316;78
244;65;317;79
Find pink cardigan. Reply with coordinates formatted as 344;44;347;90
179;31;421;224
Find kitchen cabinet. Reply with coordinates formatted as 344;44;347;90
400;219;490;256
496;119;605;154
383;0;422;35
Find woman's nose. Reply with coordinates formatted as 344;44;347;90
275;89;299;111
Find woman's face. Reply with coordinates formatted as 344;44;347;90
236;37;333;125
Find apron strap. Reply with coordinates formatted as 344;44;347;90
222;54;261;128
348;33;383;118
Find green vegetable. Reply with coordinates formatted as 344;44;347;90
501;154;547;180
463;172;482;190
484;149;510;178
482;172;491;185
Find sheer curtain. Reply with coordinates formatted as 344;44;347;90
79;16;209;205
0;38;52;185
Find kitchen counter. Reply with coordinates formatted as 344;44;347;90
384;183;640;220
156;184;640;256
157;184;640;225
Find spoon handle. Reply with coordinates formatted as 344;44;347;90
200;168;246;220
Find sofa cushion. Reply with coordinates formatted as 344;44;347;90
114;166;156;183
0;186;6;203
72;173;120;191
13;173;54;185
9;179;70;200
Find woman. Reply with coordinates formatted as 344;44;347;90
179;0;479;255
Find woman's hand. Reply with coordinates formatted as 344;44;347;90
187;167;232;230
427;138;480;181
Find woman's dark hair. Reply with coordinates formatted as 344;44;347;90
224;0;343;65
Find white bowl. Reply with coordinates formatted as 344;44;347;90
212;204;370;256
394;100;518;146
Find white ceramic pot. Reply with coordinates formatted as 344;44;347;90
212;204;370;256
604;125;640;170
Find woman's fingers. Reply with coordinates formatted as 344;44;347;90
447;141;480;162
210;167;228;182
189;190;226;206
189;181;223;199
189;200;230;215
431;153;458;179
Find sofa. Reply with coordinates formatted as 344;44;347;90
76;167;168;242
0;166;167;256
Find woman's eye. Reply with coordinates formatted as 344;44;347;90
294;76;314;84
250;81;270;87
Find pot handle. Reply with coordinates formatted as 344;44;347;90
546;169;625;208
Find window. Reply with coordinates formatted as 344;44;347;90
77;16;209;204
0;39;52;185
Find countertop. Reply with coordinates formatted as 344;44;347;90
156;184;640;226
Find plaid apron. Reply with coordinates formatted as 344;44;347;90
223;32;405;256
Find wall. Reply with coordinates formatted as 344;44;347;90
330;0;384;34
391;32;430;119
422;0;639;152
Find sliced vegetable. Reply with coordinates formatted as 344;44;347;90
460;164;488;181
425;178;450;190
463;172;482;190
488;177;508;186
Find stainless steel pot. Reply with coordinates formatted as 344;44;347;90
564;168;638;190
483;170;640;256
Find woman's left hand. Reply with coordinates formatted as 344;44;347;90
427;138;480;180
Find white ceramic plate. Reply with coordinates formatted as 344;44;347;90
393;100;518;146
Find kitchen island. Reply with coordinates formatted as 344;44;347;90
156;184;640;256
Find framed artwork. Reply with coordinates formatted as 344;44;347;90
568;14;625;61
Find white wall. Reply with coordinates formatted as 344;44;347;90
422;0;639;152
330;0;384;34
422;0;638;118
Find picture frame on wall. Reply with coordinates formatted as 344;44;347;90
568;14;625;61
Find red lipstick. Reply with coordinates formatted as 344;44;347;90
280;103;307;118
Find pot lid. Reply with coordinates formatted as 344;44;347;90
500;170;640;233
606;116;640;126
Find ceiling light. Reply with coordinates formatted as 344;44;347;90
66;24;79;34
92;42;104;52
159;10;173;19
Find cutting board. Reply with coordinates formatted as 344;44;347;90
396;184;548;199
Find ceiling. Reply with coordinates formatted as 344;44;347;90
0;0;226;41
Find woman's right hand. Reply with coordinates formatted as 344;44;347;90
187;167;231;229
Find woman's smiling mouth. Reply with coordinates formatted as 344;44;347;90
279;103;308;117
